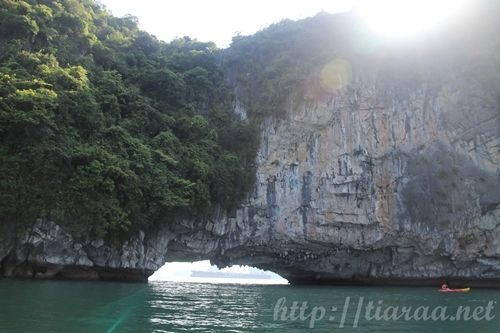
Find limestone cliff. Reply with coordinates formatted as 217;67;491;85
1;8;499;285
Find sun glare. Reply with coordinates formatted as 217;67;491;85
357;0;468;38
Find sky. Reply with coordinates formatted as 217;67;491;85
98;0;471;47
99;0;354;47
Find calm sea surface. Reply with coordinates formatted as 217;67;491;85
0;280;498;332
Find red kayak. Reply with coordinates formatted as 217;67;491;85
438;288;470;293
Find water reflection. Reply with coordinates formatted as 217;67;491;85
148;282;263;331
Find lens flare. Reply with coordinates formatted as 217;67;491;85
320;59;352;91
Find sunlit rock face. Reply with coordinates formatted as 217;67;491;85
214;68;500;285
1;9;499;284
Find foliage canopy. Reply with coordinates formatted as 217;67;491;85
0;0;258;235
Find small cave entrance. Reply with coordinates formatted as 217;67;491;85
148;260;288;284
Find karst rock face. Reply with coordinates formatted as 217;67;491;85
1;10;499;285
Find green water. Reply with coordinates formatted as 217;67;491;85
0;280;498;332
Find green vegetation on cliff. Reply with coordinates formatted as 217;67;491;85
0;0;258;235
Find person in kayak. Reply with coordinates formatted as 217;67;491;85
440;283;450;291
438;283;470;293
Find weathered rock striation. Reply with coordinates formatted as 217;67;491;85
1;10;499;285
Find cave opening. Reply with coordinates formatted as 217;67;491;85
148;261;288;284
